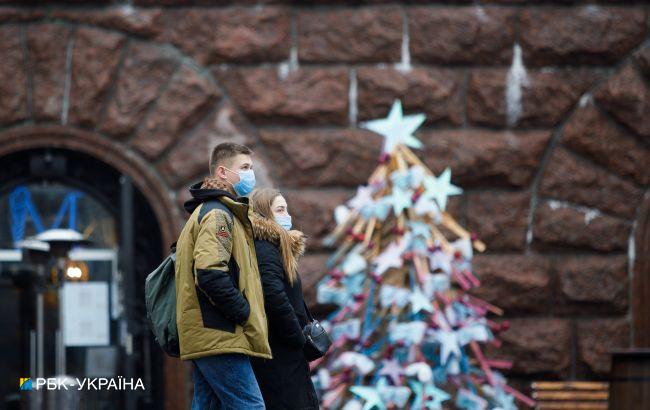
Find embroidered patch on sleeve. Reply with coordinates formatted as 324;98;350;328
217;225;230;238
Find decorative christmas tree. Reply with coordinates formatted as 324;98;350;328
312;101;535;410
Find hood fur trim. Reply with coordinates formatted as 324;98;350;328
201;177;236;196
250;213;306;260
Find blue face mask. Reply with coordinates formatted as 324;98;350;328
275;214;292;231
231;169;256;197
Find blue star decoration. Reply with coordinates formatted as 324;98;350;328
349;384;386;410
408;220;432;241
455;388;488;410
361;197;393;221
348;185;376;211
407;220;431;253
378;359;403;386
376;378;412;408
436;330;462;367
410;286;434;314
373;239;407;276
384;186;413;216
361;100;426;154
341;251;368;275
390;166;425;190
409;380;451;410
421;167;463;211
494;387;516;410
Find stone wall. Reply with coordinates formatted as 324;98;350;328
0;0;648;393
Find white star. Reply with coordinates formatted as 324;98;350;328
423;273;450;297
456;388;489;410
372;238;407;276
384;187;412;217
390;166;425;190
341;251;367;275
335;352;376;375
436;330;462;366
334;205;352;225
378;359;403;386
410;286;434;314
408;220;432;240
413;196;441;218
421;168;463;211
404;362;433;383
361;100;426;154
423;383;452;410
493;387;517;410
409;380;451;410
360;196;392;221
376;378;411;408
451;237;473;260
429;250;452;274
390;169;411;190
348;185;375;211
349;385;385;410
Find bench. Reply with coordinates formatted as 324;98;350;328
531;381;609;409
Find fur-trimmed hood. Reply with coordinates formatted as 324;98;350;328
250;213;306;261
200;177;236;194
183;178;239;214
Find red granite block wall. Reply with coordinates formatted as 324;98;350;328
0;0;648;395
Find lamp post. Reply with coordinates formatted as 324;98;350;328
16;238;49;410
18;229;90;410
33;229;90;377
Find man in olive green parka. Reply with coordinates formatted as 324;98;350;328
175;142;270;409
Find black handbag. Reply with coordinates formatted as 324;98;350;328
302;301;332;362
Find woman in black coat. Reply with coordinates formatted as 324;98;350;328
249;188;319;410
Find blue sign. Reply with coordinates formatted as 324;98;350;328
9;185;83;243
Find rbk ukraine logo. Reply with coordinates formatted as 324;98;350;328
20;378;32;391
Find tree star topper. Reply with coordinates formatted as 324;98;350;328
362;100;426;154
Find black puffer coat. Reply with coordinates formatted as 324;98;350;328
250;215;319;410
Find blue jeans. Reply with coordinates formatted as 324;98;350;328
191;353;265;410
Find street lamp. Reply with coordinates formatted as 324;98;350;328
33;229;90;377
16;239;50;378
34;228;88;256
15;238;50;410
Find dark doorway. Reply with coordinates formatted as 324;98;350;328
0;148;165;409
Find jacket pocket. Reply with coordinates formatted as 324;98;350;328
196;289;236;333
241;288;250;325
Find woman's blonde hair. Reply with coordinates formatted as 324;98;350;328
250;188;298;285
